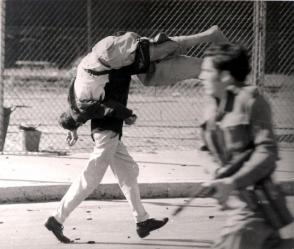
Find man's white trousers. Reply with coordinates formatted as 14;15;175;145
53;130;149;224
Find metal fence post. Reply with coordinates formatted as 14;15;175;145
0;0;5;152
253;1;266;87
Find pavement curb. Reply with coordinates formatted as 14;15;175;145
0;180;293;204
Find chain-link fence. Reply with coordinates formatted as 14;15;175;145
0;0;293;154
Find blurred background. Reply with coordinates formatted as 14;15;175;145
0;0;293;154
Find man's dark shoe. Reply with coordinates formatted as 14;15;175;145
136;217;169;238
44;216;72;243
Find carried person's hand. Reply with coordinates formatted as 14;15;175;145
125;114;137;125
66;129;79;146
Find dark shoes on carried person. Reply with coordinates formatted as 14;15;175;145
44;216;72;243
136;217;169;238
152;32;171;44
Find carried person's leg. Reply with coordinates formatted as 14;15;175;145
149;25;228;62
137;55;202;86
110;141;168;238
170;25;228;51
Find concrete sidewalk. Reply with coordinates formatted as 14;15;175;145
0;149;293;203
1;199;294;249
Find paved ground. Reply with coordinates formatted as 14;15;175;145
0;149;293;248
0;149;294;203
0;198;293;249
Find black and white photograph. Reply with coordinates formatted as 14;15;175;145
0;0;293;248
